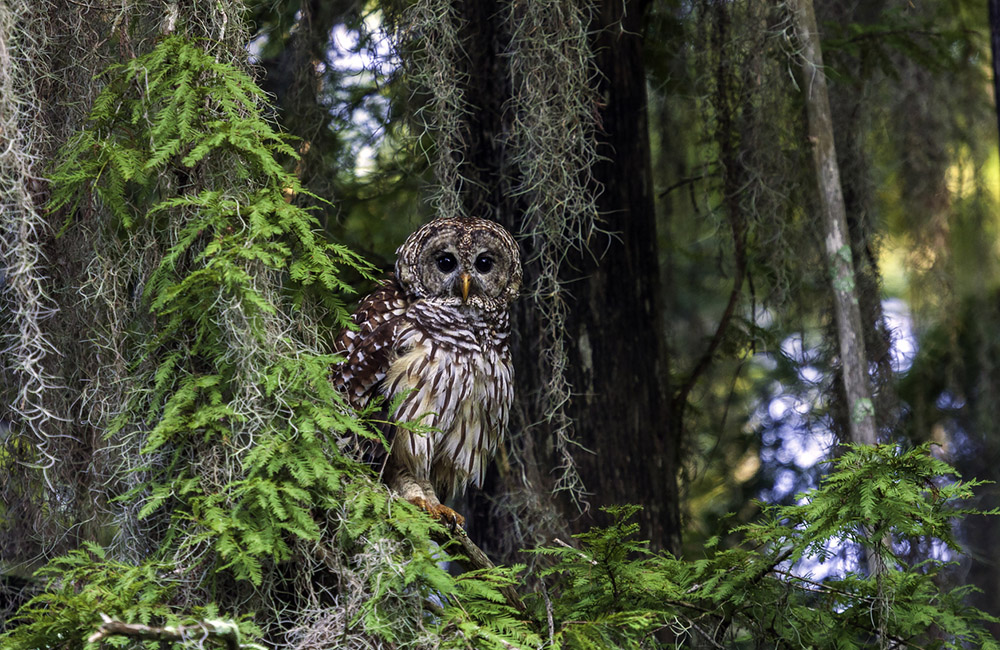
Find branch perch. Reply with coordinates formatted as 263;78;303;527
87;613;261;649
431;526;527;613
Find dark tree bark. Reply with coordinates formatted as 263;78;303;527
452;0;512;219
559;0;680;553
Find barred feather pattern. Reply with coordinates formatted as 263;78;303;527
333;278;513;499
332;218;520;503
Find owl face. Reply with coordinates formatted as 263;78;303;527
395;217;521;311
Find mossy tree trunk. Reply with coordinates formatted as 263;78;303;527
791;0;877;448
0;0;252;616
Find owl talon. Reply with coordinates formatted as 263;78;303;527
406;497;465;530
407;496;430;513
431;504;466;531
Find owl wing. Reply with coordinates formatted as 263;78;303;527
332;278;411;464
332;277;410;407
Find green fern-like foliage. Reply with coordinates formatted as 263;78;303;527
5;541;262;650
4;35;542;649
533;444;998;649
48;36;374;585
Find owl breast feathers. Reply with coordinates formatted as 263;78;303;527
331;217;521;526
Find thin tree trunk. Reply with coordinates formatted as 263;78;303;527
791;0;877;448
990;0;1000;162
791;2;886;647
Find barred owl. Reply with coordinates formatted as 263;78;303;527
332;217;521;527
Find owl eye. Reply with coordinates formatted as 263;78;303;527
436;253;457;273
474;254;494;273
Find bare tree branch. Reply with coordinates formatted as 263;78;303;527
87;613;262;650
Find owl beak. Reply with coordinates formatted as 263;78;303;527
459;272;472;303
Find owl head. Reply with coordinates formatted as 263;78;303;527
395;217;522;311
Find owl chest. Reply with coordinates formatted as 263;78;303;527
383;331;510;435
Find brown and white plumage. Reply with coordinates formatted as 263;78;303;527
332;217;521;526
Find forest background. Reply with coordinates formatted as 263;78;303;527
3;0;1000;648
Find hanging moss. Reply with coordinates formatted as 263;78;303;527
384;0;602;515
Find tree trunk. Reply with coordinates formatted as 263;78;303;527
791;0;877;447
792;2;886;646
990;0;1000;155
559;0;680;553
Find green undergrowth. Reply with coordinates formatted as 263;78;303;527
2;35;997;650
529;444;998;649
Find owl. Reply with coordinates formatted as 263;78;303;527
332;217;522;528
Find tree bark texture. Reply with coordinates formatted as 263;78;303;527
560;0;680;553
791;0;878;447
